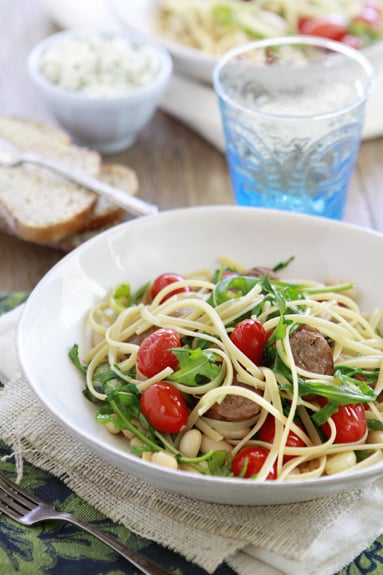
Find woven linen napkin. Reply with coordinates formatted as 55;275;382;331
1;305;383;575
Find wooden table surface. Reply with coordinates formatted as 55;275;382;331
1;0;383;292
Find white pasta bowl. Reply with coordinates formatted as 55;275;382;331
27;29;172;153
17;206;383;505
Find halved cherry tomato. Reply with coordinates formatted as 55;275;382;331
231;446;277;479
136;328;180;378
316;396;367;443
343;35;363;49
140;382;188;433
354;2;381;26
230;319;267;364
257;414;305;462
150;273;190;303
298;16;347;41
221;270;238;279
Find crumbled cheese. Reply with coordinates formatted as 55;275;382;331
39;33;161;97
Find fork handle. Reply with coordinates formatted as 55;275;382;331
21;152;159;217
53;511;172;575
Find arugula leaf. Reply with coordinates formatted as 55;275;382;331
335;366;379;386
207;450;233;476
111;281;150;309
168;347;220;386
112;283;131;308
208;275;260;307
305;371;377;426
68;343;87;374
273;256;295;273
367;419;383;432
279;362;377;426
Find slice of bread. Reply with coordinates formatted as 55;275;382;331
0;160;139;250
0;116;100;243
85;163;138;230
48;163;139;251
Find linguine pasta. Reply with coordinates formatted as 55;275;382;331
155;0;383;54
70;259;383;481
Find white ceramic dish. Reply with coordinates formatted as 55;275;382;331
17;206;383;506
107;0;383;140
28;29;172;153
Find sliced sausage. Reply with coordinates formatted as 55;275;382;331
205;381;261;422
242;266;279;280
127;325;157;346
289;325;334;376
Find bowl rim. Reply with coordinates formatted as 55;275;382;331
27;28;173;105
16;206;383;504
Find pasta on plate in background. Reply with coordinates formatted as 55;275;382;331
155;0;383;55
70;258;383;482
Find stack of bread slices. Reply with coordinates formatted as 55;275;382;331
0;117;139;251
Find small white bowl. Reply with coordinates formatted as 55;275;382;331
28;30;173;153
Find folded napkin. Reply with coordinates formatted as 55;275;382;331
1;305;383;575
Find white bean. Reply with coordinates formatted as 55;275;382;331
179;429;202;458
179;463;202;474
200;435;232;454
105;420;120;435
366;430;383;444
122;418;145;439
151;451;178;470
325;451;356;475
130;437;145;449
221;427;251;440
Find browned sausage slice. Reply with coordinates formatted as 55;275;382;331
242;266;279;280
205;382;261;422
289;325;334;376
127;325;157;346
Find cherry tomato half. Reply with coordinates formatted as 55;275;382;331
341;34;363;50
230;319;267;364
354;2;381;26
298;16;347;41
150;273;191;303
136;328;181;378
316;397;367;443
257;414;305;462
140;382;188;433
231;446;277;479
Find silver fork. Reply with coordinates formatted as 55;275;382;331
0;137;158;217
0;470;171;575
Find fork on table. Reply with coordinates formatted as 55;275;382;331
0;470;171;575
0;136;158;216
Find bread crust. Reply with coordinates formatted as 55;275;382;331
0;118;139;247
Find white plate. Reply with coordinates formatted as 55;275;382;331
107;0;383;81
17;206;383;505
107;0;217;83
107;0;383;139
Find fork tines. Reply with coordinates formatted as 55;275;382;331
0;470;42;511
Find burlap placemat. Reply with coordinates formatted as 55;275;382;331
1;306;383;575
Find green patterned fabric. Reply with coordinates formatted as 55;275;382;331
0;293;382;575
0;292;28;315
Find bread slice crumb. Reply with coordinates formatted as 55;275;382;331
0;116;100;243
